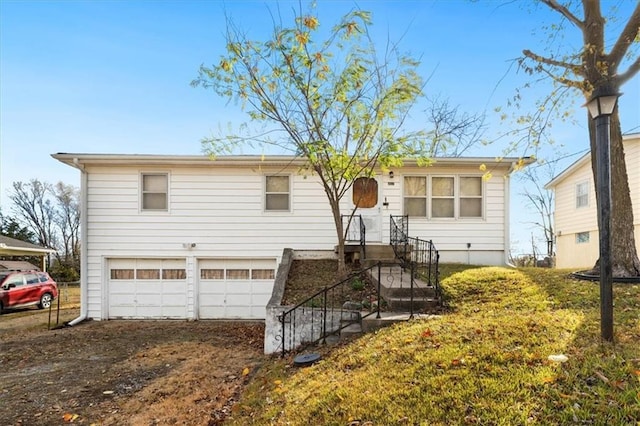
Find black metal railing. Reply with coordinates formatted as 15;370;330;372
279;262;382;357
390;215;440;300
341;214;366;258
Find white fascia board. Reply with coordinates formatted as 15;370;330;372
51;153;533;170
544;153;591;190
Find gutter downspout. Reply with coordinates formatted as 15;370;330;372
68;158;88;326
504;161;516;268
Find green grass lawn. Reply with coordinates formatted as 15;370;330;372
230;266;640;425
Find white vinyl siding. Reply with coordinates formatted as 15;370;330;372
76;160;515;320
575;181;589;208
141;173;168;211
550;135;640;268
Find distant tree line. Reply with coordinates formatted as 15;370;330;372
1;179;80;282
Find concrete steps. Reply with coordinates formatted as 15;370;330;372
369;265;440;312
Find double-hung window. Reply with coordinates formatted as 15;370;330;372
459;177;483;218
576;181;589;208
403;176;427;217
404;175;483;219
431;177;455;218
141;173;168;211
265;175;290;211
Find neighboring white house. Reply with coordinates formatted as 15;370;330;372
545;133;640;269
53;153;528;321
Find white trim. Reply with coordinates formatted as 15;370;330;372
52;153;534;169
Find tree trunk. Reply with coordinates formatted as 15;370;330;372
332;205;347;273
588;110;640;277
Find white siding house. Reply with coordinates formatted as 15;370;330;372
53;153;527;321
545;133;640;269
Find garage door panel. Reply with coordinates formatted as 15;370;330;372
197;258;276;319
250;306;266;318
226;294;252;306
108;258;187;319
252;293;271;306
227;281;251;293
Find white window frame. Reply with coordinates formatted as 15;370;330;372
402;176;428;218
430;175;456;219
458;175;484;219
140;172;169;212
575;181;589;208
264;175;291;212
426;175;485;220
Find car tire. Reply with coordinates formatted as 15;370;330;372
0;301;3;314
39;293;53;310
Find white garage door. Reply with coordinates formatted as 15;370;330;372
108;258;187;319
198;258;276;319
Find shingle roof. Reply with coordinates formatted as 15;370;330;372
0;235;56;253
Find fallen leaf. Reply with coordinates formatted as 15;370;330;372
421;329;432;338
62;413;79;422
273;380;282;386
404;338;414;344
542;376;555;384
242;367;250;376
611;380;626;390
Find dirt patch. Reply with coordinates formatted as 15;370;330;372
0;314;265;425
282;259;379;307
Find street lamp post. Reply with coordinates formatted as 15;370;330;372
586;89;620;343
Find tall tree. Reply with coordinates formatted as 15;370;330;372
10;180;57;250
8;179;81;279
424;95;487;157
53;182;81;266
193;8;428;270
0;209;35;243
519;159;557;260
519;0;640;277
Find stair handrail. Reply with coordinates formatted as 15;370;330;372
279;261;382;357
389;215;441;304
341;214;366;258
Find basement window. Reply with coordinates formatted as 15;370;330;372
576;232;590;244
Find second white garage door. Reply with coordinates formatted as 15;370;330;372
108;258;188;319
198;258;276;319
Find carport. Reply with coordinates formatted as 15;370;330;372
0;235;57;271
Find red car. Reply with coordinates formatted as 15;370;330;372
0;270;58;314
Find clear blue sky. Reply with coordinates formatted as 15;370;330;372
1;0;638;255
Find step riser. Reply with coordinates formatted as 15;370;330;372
382;287;437;298
386;299;439;311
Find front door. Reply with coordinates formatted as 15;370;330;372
349;176;382;242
